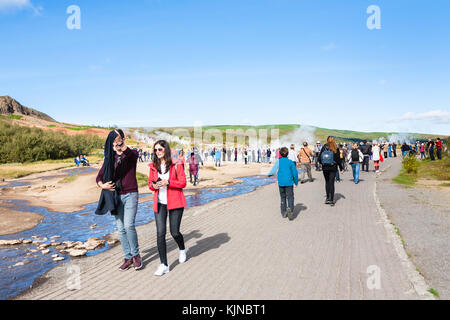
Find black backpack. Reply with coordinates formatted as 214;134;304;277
351;149;360;162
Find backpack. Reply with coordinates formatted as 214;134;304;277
351;149;360;162
339;149;344;159
320;148;335;166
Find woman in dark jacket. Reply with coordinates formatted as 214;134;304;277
95;129;142;271
318;136;344;206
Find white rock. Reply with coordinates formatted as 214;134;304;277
50;242;61;246
14;262;25;267
50;235;61;239
67;249;87;257
41;249;50;255
90;224;97;229
107;239;119;246
51;254;58;258
0;239;23;246
39;243;51;249
22;239;33;244
53;257;65;262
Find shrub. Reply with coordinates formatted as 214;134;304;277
0;122;104;164
402;155;419;174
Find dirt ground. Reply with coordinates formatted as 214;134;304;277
0;206;43;236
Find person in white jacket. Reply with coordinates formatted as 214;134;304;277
372;142;381;173
347;143;364;184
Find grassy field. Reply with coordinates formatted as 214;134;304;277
393;157;450;187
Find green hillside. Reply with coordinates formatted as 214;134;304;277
131;124;445;145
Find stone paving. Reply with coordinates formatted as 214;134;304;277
16;158;434;300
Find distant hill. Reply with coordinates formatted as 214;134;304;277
0;96;55;122
0;96;112;138
132;124;447;145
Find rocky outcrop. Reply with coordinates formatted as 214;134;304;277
0;96;55;122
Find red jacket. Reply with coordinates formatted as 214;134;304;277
148;162;187;212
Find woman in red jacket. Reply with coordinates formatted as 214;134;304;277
148;140;187;276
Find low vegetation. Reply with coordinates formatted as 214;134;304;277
0;121;104;164
393;153;450;187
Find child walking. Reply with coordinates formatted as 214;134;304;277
267;147;299;220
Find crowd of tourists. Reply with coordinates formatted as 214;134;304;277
94;129;447;276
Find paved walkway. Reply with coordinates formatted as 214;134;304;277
377;158;450;299
16;158;433;299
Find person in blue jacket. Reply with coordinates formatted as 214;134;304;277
267;147;299;220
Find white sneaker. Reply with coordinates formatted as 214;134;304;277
179;249;187;263
154;263;169;276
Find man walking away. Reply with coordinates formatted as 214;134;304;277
359;140;372;172
298;142;313;183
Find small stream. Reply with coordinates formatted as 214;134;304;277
0;173;277;300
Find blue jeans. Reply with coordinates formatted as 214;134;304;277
351;163;360;183
115;192;139;259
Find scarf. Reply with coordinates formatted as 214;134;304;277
95;130;120;215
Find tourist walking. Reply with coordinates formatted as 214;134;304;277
401;142;411;158
187;151;203;186
392;142;397;157
267;147;299;220
314;141;322;171
215;148;221;167
347;143;364;184
335;145;346;182
372;142;382;173
234;147;238;162
388;144;392;158
436;138;443;160
298;142;313;183
383;143;389;159
288;144;297;163
318;136;344;206
359;140;372;172
148;140;187;276
95;129;142;271
420;143;425;159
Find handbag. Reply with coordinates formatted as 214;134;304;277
380;152;384;162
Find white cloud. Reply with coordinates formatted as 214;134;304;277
0;0;42;14
388;110;450;124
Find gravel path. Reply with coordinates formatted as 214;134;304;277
15;160;433;300
377;157;450;299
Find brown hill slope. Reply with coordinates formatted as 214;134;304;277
0;96;55;122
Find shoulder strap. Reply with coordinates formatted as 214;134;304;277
301;148;311;162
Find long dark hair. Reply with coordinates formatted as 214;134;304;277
152;140;173;174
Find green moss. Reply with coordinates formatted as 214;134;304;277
8;115;23;120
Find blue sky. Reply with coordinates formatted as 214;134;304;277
1;0;449;135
